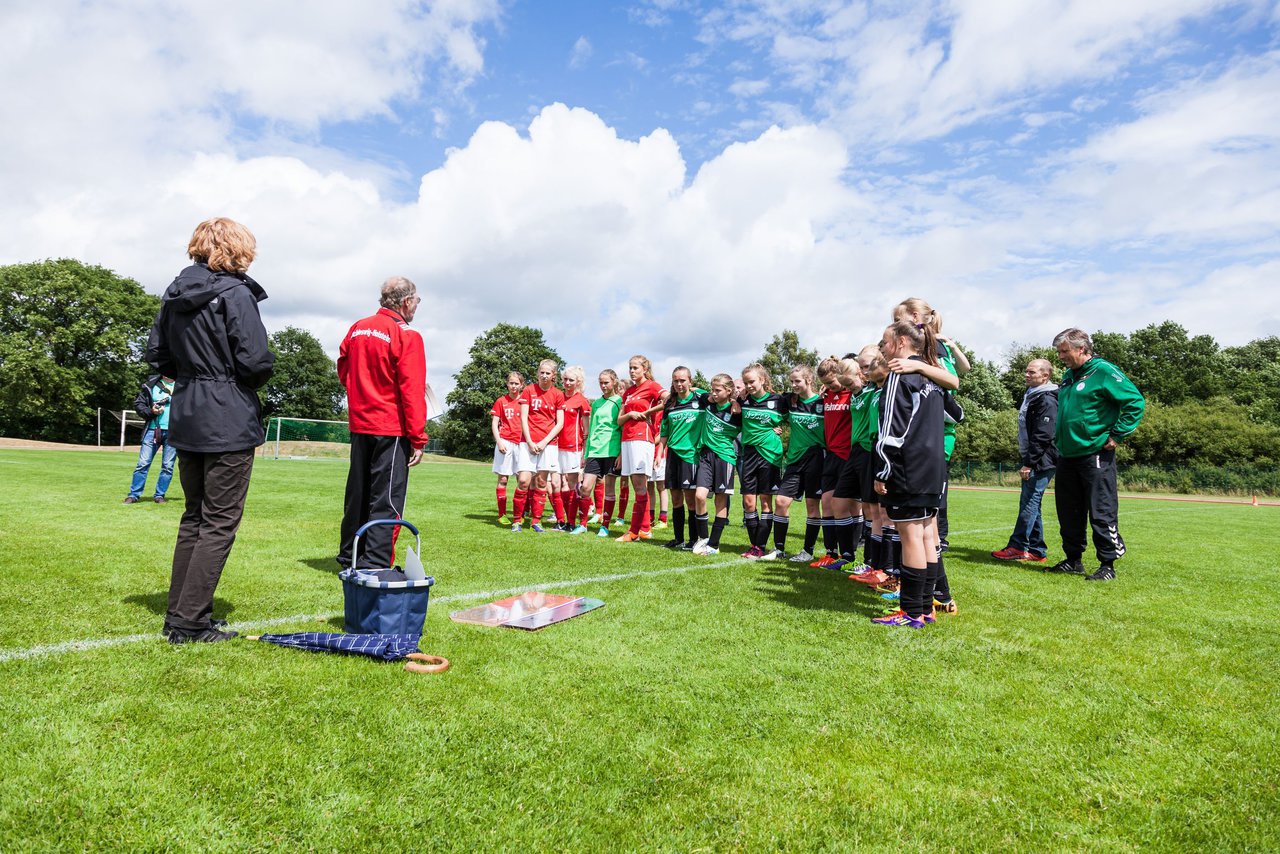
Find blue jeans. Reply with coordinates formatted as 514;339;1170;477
129;428;177;499
1007;468;1054;557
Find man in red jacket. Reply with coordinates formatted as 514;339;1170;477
336;276;428;570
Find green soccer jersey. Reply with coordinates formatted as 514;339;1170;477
660;391;704;464
586;395;622;458
698;395;742;465
740;393;786;466
785;394;824;463
939;340;959;460
849;387;877;451
1056;357;1145;457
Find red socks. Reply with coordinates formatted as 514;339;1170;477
531;488;548;521
629;492;650;535
513;489;529;521
594;483;605;516
603;497;615;527
551;490;566;524
496;486;507;517
617;482;630;520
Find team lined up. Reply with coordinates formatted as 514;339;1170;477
490;298;970;628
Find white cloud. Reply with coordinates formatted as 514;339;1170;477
569;36;594;69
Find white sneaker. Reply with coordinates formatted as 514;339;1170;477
789;550;814;563
511;523;522;533
760;549;782;561
691;538;709;555
703;546;719;555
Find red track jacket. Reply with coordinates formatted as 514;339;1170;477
338;307;428;448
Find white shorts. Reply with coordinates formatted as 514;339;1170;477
620;440;655;478
558;449;583;475
492;444;518;476
516;442;560;473
650;456;666;482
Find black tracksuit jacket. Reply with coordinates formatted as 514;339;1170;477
874;358;947;498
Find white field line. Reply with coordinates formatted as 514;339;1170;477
0;558;736;665
0;508;1175;665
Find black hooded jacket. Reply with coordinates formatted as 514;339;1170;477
146;262;275;453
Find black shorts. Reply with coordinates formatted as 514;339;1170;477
583;456;617;478
833;447;865;500
779;446;823;500
609;455;623;477
883;494;941;523
821;451;846;494
738;445;781;495
859;445;881;505
665;454;698;491
939;459;951;511
695;448;736;494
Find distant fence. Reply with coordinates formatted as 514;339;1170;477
951;462;1280;497
265;417;444;460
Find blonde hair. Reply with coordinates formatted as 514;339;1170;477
628;355;653;382
710;373;734;393
817;356;859;390
789;364;814;385
893;297;942;333
598;369;625;396
188;217;256;273
506;370;525;384
856;345;886;373
562;365;585;388
741;363;774;393
885;320;940;367
537;359;560;382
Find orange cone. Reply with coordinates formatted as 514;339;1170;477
1252;494;1260;507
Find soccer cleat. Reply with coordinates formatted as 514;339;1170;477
498;515;511;526
617;531;640;543
569;525;588;535
531;523;545;533
742;546;764;560
789;550;814;563
654;520;669;529
586;513;602;525
760;549;782;561
991;546;1028;561
922;610;937;624
597;526;610;538
873;580;900;595
851;570;891;586
810;555;836;568
826;558;850;571
847;563;872;576
933;598;958;614
1020;553;1048;563
511;523;522;533
679;541;695;551
702;546;719;555
638;530;653;540
1085;565;1116;582
871;610;925;629
1047;558;1086;575
663;539;687;550
880;590;900;601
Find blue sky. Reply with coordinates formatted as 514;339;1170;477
2;0;1278;400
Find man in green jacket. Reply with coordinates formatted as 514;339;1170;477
1049;328;1146;581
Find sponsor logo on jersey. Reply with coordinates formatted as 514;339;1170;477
816;404;824;413
350;327;392;344
1077;382;1086;391
692;402;699;409
766;401;775;409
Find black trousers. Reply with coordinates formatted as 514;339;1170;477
338;434;411;570
1055;449;1125;563
167;449;255;631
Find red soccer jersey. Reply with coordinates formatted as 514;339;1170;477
520;383;565;444
490;395;522;443
621;379;664;442
823;388;852;459
559;392;590;452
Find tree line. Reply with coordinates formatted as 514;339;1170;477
3;258;1277;470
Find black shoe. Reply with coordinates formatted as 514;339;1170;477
679;541;696;551
168;626;238;644
1047;558;1086;575
663;540;687;550
1085;565;1116;582
163;618;229;638
154;495;168;504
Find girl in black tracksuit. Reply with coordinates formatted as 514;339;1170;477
872;320;949;627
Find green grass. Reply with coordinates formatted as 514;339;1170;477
1;449;1277;851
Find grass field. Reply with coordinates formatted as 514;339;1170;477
1;449;1277;851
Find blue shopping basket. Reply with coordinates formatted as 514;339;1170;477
339;519;435;635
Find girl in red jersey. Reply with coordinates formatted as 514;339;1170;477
490;371;524;525
616;355;665;543
812;357;857;567
557;365;591;532
514;359;565;533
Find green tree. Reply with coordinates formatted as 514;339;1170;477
440;324;561;459
758;329;819;392
1222;337;1280;428
953;344;1013;415
261;327;345;421
0;259;159;443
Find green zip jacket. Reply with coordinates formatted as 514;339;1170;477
1055;357;1145;458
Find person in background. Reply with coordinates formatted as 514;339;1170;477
124;375;176;504
336;276;428;569
147;217;275;644
993;359;1058;563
